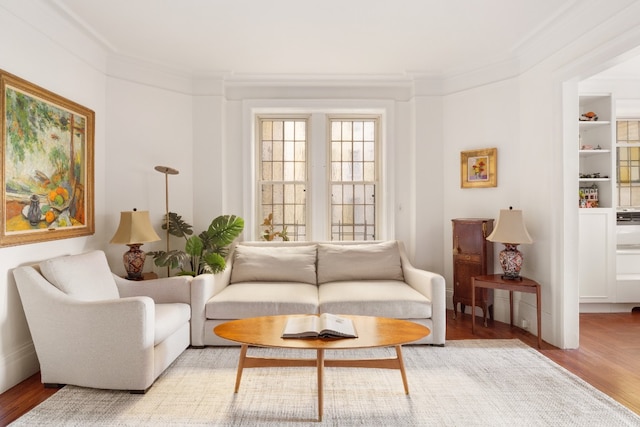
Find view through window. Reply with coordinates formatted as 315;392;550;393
617;120;640;207
258;117;307;241
257;115;379;241
329;118;378;240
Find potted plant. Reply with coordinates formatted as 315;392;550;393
148;213;244;276
261;213;289;241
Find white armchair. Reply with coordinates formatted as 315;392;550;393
13;250;191;393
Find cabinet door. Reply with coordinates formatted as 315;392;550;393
454;222;488;255
579;209;615;303
453;258;484;304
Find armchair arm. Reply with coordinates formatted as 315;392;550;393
114;274;191;305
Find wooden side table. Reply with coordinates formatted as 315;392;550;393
471;274;542;348
141;272;159;280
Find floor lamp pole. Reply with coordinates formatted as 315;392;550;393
154;165;179;277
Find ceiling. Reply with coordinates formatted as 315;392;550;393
51;0;581;78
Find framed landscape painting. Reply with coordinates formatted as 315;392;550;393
0;70;94;247
460;147;497;188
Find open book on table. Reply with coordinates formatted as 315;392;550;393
282;313;358;339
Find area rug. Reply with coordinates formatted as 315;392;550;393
11;339;640;426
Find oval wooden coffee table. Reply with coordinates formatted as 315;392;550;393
214;314;430;421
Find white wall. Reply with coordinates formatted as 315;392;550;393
442;79;522;320
103;76;194;275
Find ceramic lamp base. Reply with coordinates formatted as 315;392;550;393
499;243;523;280
123;243;146;280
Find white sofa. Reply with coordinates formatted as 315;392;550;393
190;240;446;346
13;250;191;393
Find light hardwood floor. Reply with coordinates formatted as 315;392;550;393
1;310;639;425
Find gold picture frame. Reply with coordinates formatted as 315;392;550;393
1;70;95;247
460;148;497;188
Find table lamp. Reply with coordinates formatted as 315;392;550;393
486;207;533;280
110;209;161;280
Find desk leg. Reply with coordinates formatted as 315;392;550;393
536;285;542;348
471;279;476;334
317;349;324;422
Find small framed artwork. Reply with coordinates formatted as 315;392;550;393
1;69;95;247
460;147;497;188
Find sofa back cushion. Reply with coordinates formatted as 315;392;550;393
39;250;120;301
230;244;318;284
317;241;404;284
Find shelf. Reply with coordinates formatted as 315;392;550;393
579;149;611;155
579;178;610;182
579;120;611;126
579;207;613;211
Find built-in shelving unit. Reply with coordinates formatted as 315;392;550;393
578;94;616;308
578;97;614;208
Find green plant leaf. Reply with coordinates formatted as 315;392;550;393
164;212;193;238
201;252;226;274
176;271;196;277
147;250;189;270
207;215;244;247
185;235;204;257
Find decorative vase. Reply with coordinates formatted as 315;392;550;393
123;243;145;280
27;195;41;226
499;243;523;280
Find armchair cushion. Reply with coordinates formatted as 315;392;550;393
154;303;191;345
40;250;119;301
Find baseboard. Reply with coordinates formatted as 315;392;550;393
579;302;640;313
0;341;39;394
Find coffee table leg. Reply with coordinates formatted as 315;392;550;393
395;345;410;394
234;344;248;393
317;349;324;422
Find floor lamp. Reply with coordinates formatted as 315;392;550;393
154;165;179;276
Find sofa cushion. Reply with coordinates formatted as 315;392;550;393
317;241;404;284
230;244;317;284
318;280;432;318
154;303;191;346
206;282;319;319
39;250;120;301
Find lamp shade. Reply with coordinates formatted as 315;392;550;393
486;208;533;245
110;210;161;244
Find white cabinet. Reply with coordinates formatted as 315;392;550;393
578;94;616;307
615;248;640;303
579;209;616;304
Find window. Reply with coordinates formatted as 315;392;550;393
256;114;380;241
617;120;640;207
329;118;378;240
258;117;308;240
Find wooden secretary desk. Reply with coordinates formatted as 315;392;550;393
451;218;494;320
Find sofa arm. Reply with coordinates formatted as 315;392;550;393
190;268;231;346
403;265;446;344
114;274;191;305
